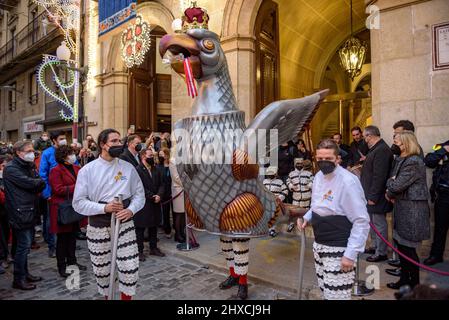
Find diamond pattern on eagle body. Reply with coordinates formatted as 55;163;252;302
176;111;277;237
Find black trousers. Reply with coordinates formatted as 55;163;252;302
396;241;420;288
161;202;172;235
173;212;186;242
56;232;77;270
430;190;449;259
136;226;158;253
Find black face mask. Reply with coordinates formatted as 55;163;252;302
158;156;165;164
135;143;143;152
266;175;275;179
295;165;303;170
146;157;155;166
317;160;336;175
107;145;124;158
391;144;401;156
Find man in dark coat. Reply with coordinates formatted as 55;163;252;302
134;148;165;260
3;141;46;290
348;126;369;167
360;126;393;262
423;140;449;266
33;132;52;152
119;134;142;167
332;133;351;168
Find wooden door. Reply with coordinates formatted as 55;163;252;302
255;0;280;114
128;39;155;137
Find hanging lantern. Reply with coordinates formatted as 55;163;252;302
338;0;367;80
339;36;367;80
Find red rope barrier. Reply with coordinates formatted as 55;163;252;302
369;222;449;276
160;191;184;205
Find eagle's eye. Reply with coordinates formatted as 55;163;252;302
203;39;215;51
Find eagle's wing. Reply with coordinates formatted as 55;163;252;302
240;89;329;157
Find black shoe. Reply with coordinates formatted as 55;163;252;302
219;275;239;290
149;248;165;257
58;269;70;278
423;256;443;266
237;284;248;300
12;280;36;290
385;268;401;277
366;254;388;262
364;247;376;254
287;223;295;233
139;252;146;262
388;259;401;268
387;281;407;290
269;229;278;237
26;274;42;282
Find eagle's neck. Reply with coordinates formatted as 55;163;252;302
191;64;238;115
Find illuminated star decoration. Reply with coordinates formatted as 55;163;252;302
121;15;152;68
37;55;76;121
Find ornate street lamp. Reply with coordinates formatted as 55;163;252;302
338;0;367;80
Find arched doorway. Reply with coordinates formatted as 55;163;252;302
128;26;171;137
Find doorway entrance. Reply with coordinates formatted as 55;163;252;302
128;26;172;137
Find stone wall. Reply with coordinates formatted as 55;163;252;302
371;0;449;151
371;0;449;259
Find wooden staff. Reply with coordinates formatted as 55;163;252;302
108;194;123;300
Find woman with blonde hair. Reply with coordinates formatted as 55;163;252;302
386;131;431;290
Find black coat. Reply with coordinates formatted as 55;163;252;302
360;139;393;214
292;148;312;161
3;157;45;229
134;164;165;228
349;139;369;167
278;146;294;177
157;164;172;200
119;148;140;167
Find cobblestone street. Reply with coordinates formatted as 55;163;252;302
0;233;294;300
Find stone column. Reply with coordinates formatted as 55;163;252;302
221;36;257;125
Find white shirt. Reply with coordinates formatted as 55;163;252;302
73;156;145;216
304;165;370;261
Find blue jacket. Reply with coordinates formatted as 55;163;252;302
39;146;58;199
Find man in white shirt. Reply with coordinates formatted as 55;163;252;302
297;139;370;300
73;129;145;300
